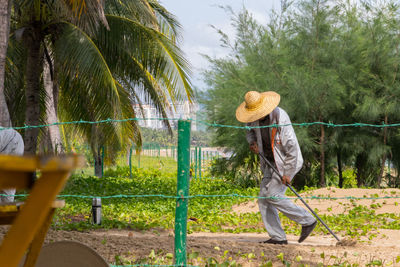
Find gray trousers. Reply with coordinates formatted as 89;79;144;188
258;168;315;241
0;129;24;203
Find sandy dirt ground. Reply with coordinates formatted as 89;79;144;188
232;187;400;215
4;228;398;266
2;188;400;266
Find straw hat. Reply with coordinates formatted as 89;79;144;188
235;91;280;123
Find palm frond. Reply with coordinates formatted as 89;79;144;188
4;36;26;126
53;21;122;120
58;0;109;33
100;14;193;105
105;0;158;27
148;0;182;41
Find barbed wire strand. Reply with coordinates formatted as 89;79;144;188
4;193;400;200
3;116;397;267
1;117;400;132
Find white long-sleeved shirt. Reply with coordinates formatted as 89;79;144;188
246;107;303;179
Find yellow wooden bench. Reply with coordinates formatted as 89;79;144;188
0;199;65;224
0;154;84;267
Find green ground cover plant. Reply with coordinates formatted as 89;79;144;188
111;249;400;267
75;155;179;177
54;165;400;241
55;165;257;231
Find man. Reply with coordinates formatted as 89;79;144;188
235;91;317;244
0;129;24;203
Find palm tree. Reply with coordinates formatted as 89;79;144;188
8;0;109;153
0;0;12;127
6;0;192;175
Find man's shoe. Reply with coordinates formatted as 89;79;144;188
298;220;317;243
260;239;288;245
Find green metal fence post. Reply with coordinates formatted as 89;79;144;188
199;147;202;180
174;119;191;266
194;147;198;179
129;145;133;178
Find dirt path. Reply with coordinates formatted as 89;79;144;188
2;188;400;266
2;228;397;266
232;188;400;215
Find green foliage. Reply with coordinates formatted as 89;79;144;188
342;169;358;189
55;167;400;240
140;127;213;147
201;0;400;188
209;158;261;188
106;156;178;175
55;167;259;231
5;0;193;166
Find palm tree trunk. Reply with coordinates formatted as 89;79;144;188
91;125;104;177
43;58;63;153
377;115;388;188
24;28;43;154
337;149;343;188
319;124;326;187
0;0;11;127
94;147;103;177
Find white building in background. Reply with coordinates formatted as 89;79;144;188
133;101;199;131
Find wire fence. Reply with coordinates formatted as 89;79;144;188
3;117;400;266
2;117;400;131
3;193;400;200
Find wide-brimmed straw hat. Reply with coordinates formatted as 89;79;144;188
235;91;280;123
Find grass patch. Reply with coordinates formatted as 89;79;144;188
54;165;400;241
54;165;257;231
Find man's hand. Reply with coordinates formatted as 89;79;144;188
281;175;291;186
250;142;259;154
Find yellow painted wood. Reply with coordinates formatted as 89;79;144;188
50;199;65;208
0;212;18;224
0;170;70;266
0;171;32;190
0;205;18;212
22;209;56;267
0;200;65;213
0;155;83;267
0;154;85;172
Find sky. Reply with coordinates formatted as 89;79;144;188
160;0;281;91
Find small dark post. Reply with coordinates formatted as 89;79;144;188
92;198;102;225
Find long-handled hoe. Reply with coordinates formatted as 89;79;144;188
259;153;356;246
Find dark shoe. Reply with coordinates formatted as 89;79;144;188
298;220;317;243
260;239;288;245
